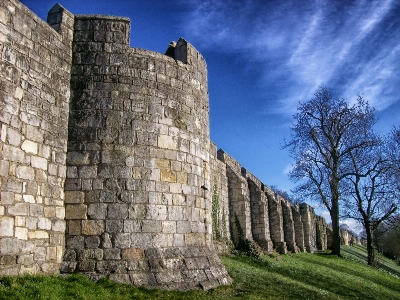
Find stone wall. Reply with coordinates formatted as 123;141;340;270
212;148;327;255
0;0;351;290
0;0;73;275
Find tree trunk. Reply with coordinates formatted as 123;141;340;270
330;199;341;256
366;224;377;266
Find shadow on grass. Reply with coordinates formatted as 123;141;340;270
298;254;400;296
342;246;400;277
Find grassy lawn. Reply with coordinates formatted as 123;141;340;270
1;246;399;300
341;244;400;277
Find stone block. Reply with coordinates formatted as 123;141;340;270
67;151;90;165
121;248;144;260
44;207;56;218
65;204;87;219
146;205;167;220
68;220;82;235
78;261;96;272
17;254;34;266
168;206;183;221
35;169;48;182
176;221;191;233
67;236;85;249
114;233;131;248
30;204;43;216
114;166;132;178
104;248;121;260
2;144;25;163
7;127;22;146
1;192;14;205
0;217;14;236
123;219;141;233
160;169;176;182
172;194;186;206
81;220;104;235
31;156;48;170
156;158;170;169
85;236;101;248
28;230;49;239
64;191;84;204
15;216;25;227
88;203;108;219
107;204;128;219
77;249;103;260
56;207;65;219
142;220;162;233
162;221;176;233
46;247;57;260
64;178;82;191
8;203;29;216
37;217;52;230
26;217;38;230
79;166;97;178
52;220;66;232
21;140;38;154
23;194;36;205
105;220;123;233
16;165;35;180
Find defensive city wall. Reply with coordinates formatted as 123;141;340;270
0;0;359;290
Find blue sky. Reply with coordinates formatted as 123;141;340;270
22;0;400;230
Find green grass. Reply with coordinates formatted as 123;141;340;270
1;246;400;300
341;244;400;277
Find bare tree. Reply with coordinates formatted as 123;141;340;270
342;139;398;266
284;87;377;256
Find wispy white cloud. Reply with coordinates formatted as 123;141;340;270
282;163;293;175
180;0;400;114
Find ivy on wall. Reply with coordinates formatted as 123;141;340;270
212;183;221;240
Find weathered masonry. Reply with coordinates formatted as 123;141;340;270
0;0;357;290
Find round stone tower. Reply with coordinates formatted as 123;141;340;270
62;15;231;289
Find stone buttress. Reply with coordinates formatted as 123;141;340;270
242;168;274;252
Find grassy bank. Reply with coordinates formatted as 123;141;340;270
1;247;399;300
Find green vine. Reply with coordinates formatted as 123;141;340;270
222;208;228;242
234;213;260;259
212;184;221;240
